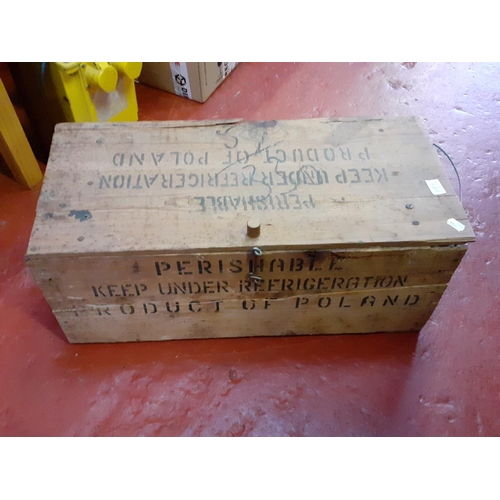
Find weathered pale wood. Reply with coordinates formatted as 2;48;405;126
27;246;466;307
27;117;473;257
25;117;474;343
0;79;43;188
52;285;447;343
26;245;466;343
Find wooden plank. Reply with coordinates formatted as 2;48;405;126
51;284;448;343
26;246;466;343
27;195;473;256
27;117;474;256
27;246;466;306
0;79;43;188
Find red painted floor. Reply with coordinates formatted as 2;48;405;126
0;62;499;436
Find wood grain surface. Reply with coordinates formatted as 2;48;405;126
26;117;474;342
27;117;474;257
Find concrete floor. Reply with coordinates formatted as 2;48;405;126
0;62;498;436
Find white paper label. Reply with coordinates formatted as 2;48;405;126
170;62;192;99
425;179;446;195
447;218;466;232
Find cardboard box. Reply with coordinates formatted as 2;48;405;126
25;117;475;343
139;62;238;102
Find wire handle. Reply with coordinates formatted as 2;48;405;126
433;143;462;202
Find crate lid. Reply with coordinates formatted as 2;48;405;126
27;117;475;257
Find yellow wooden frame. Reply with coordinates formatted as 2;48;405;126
0;79;43;188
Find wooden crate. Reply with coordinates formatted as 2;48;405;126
25;117;475;343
